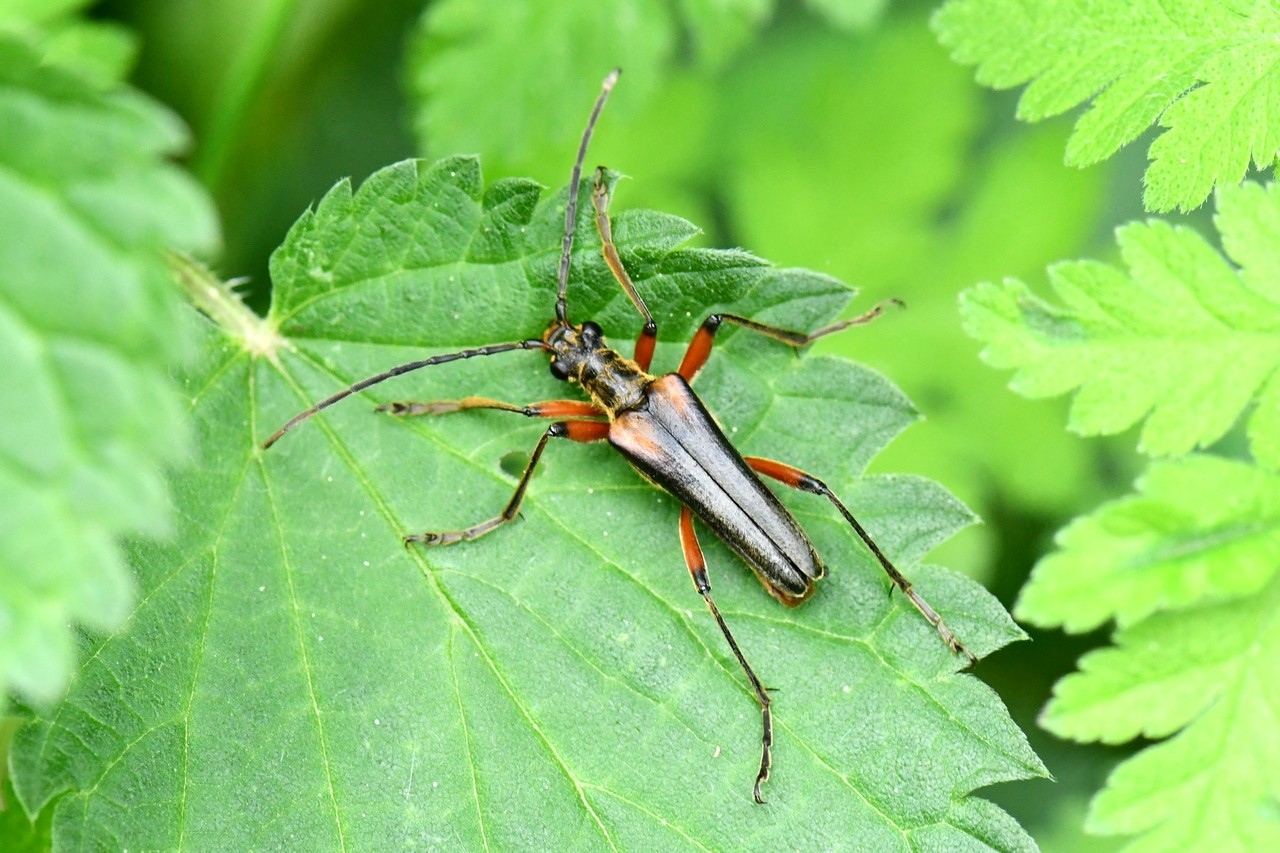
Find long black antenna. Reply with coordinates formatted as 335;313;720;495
264;70;622;451
261;339;548;449
555;67;621;326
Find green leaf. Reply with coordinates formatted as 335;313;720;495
805;0;888;30
12;157;1040;848
0;715;52;851
0;0;135;87
406;0;769;181
35;20;137;88
1011;445;1280;847
0;0;89;25
0;32;217;708
1016;455;1280;632
1037;565;1280;850
933;0;1280;211
408;0;670;176
961;181;1280;466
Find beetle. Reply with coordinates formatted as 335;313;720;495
263;68;974;802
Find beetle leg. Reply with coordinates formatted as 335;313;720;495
744;456;976;666
677;301;902;382
378;396;603;419
592;166;658;371
405;420;610;546
679;506;774;804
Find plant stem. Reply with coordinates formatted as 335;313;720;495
168;252;284;360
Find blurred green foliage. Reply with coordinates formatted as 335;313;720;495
0;18;217;713
10;0;1236;849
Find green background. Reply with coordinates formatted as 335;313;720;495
8;0;1257;848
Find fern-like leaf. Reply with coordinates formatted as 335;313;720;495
1038;558;1280;849
934;0;1280;211
961;181;1280;467
1016;455;1280;632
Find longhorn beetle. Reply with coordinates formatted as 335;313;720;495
263;69;975;803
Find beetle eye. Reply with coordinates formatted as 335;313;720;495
549;358;571;380
581;321;603;345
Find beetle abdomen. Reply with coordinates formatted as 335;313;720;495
609;374;824;603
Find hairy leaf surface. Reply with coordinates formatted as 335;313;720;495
13;157;1039;849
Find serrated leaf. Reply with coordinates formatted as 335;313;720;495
1016;455;1280;632
12;157;1041;848
0;774;51;851
933;0;1280;211
1038;566;1280;850
0;32;217;707
961;180;1280;466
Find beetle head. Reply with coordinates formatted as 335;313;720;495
544;320;606;382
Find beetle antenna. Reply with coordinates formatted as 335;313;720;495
261;339;549;449
556;67;621;327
